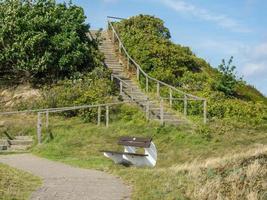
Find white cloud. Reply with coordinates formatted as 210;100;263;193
159;0;251;33
242;42;267;77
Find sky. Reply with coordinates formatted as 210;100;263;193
66;0;267;96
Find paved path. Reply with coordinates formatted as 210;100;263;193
0;154;131;200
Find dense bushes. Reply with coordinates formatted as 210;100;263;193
0;0;103;84
40;67;115;121
113;15;267;122
114;15;205;86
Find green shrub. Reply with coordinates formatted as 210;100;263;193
40;67;116;121
0;0;103;84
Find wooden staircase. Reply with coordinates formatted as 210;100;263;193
92;30;184;125
0;136;33;152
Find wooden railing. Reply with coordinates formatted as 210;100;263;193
107;16;207;123
0;101;141;144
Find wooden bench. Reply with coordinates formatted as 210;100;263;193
102;136;157;167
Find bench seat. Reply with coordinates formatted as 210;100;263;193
101;136;157;167
101;150;148;157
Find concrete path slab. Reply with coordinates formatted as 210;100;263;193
0;154;131;200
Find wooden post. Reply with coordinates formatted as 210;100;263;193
145;76;148;92
119;81;123;95
203;100;207;124
97;106;101;126
127;57;129;70
119;42;122;53
160;99;164;125
136;68;140;81
184;95;187;116
157;82;160;98
37;112;42;144
105;105;109;127
111;74;113;81
169;88;172;107
46;111;49;130
146;99;150;121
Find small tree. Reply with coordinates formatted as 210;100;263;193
215;56;238;96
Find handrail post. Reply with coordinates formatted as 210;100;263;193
146;98;150;121
184;95;187;116
145;76;148;93
169;88;172;107
97;106;101;126
119;42;122;54
203;100;207;124
127;57;129;70
119;81;123;95
46;110;49;130
160;99;164;125
37;112;42;144
157;82;160;98
112;31;115;43
106;105;109;127
136;68;140;81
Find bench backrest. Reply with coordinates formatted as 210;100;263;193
118;136;152;148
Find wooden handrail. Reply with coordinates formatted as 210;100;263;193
107;16;126;20
107;17;207;123
107;19;205;101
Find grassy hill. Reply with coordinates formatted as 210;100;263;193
113;15;267;123
29;104;267;200
0;1;267;199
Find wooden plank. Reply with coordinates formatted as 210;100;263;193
101;150;148;157
118;136;152;148
37;112;42;144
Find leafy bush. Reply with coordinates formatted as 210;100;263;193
40;67;115;121
0;0;103;84
213;56;239;97
208;98;267;123
113;15;267;121
114;15;207;86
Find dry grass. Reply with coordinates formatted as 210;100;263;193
0;163;41;200
170;145;267;200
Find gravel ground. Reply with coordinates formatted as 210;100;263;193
0;154;131;200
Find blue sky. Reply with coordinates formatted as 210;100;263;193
68;0;267;96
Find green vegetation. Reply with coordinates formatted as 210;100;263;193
0;163;41;200
214;56;239;97
0;0;102;84
30;104;267;199
0;4;266;199
113;15;267;122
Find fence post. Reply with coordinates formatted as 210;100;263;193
37;112;42;144
146;98;150;121
119;81;123;95
111;74;114;82
136;68;140;81
119;42;122;53
160;99;164;125
203;100;207;124
157;82;160;98
106;105;109;127
97;106;101;126
127;57;129;70
46;111;49;130
169;88;173;107
145;76;148;92
184;95;187;116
